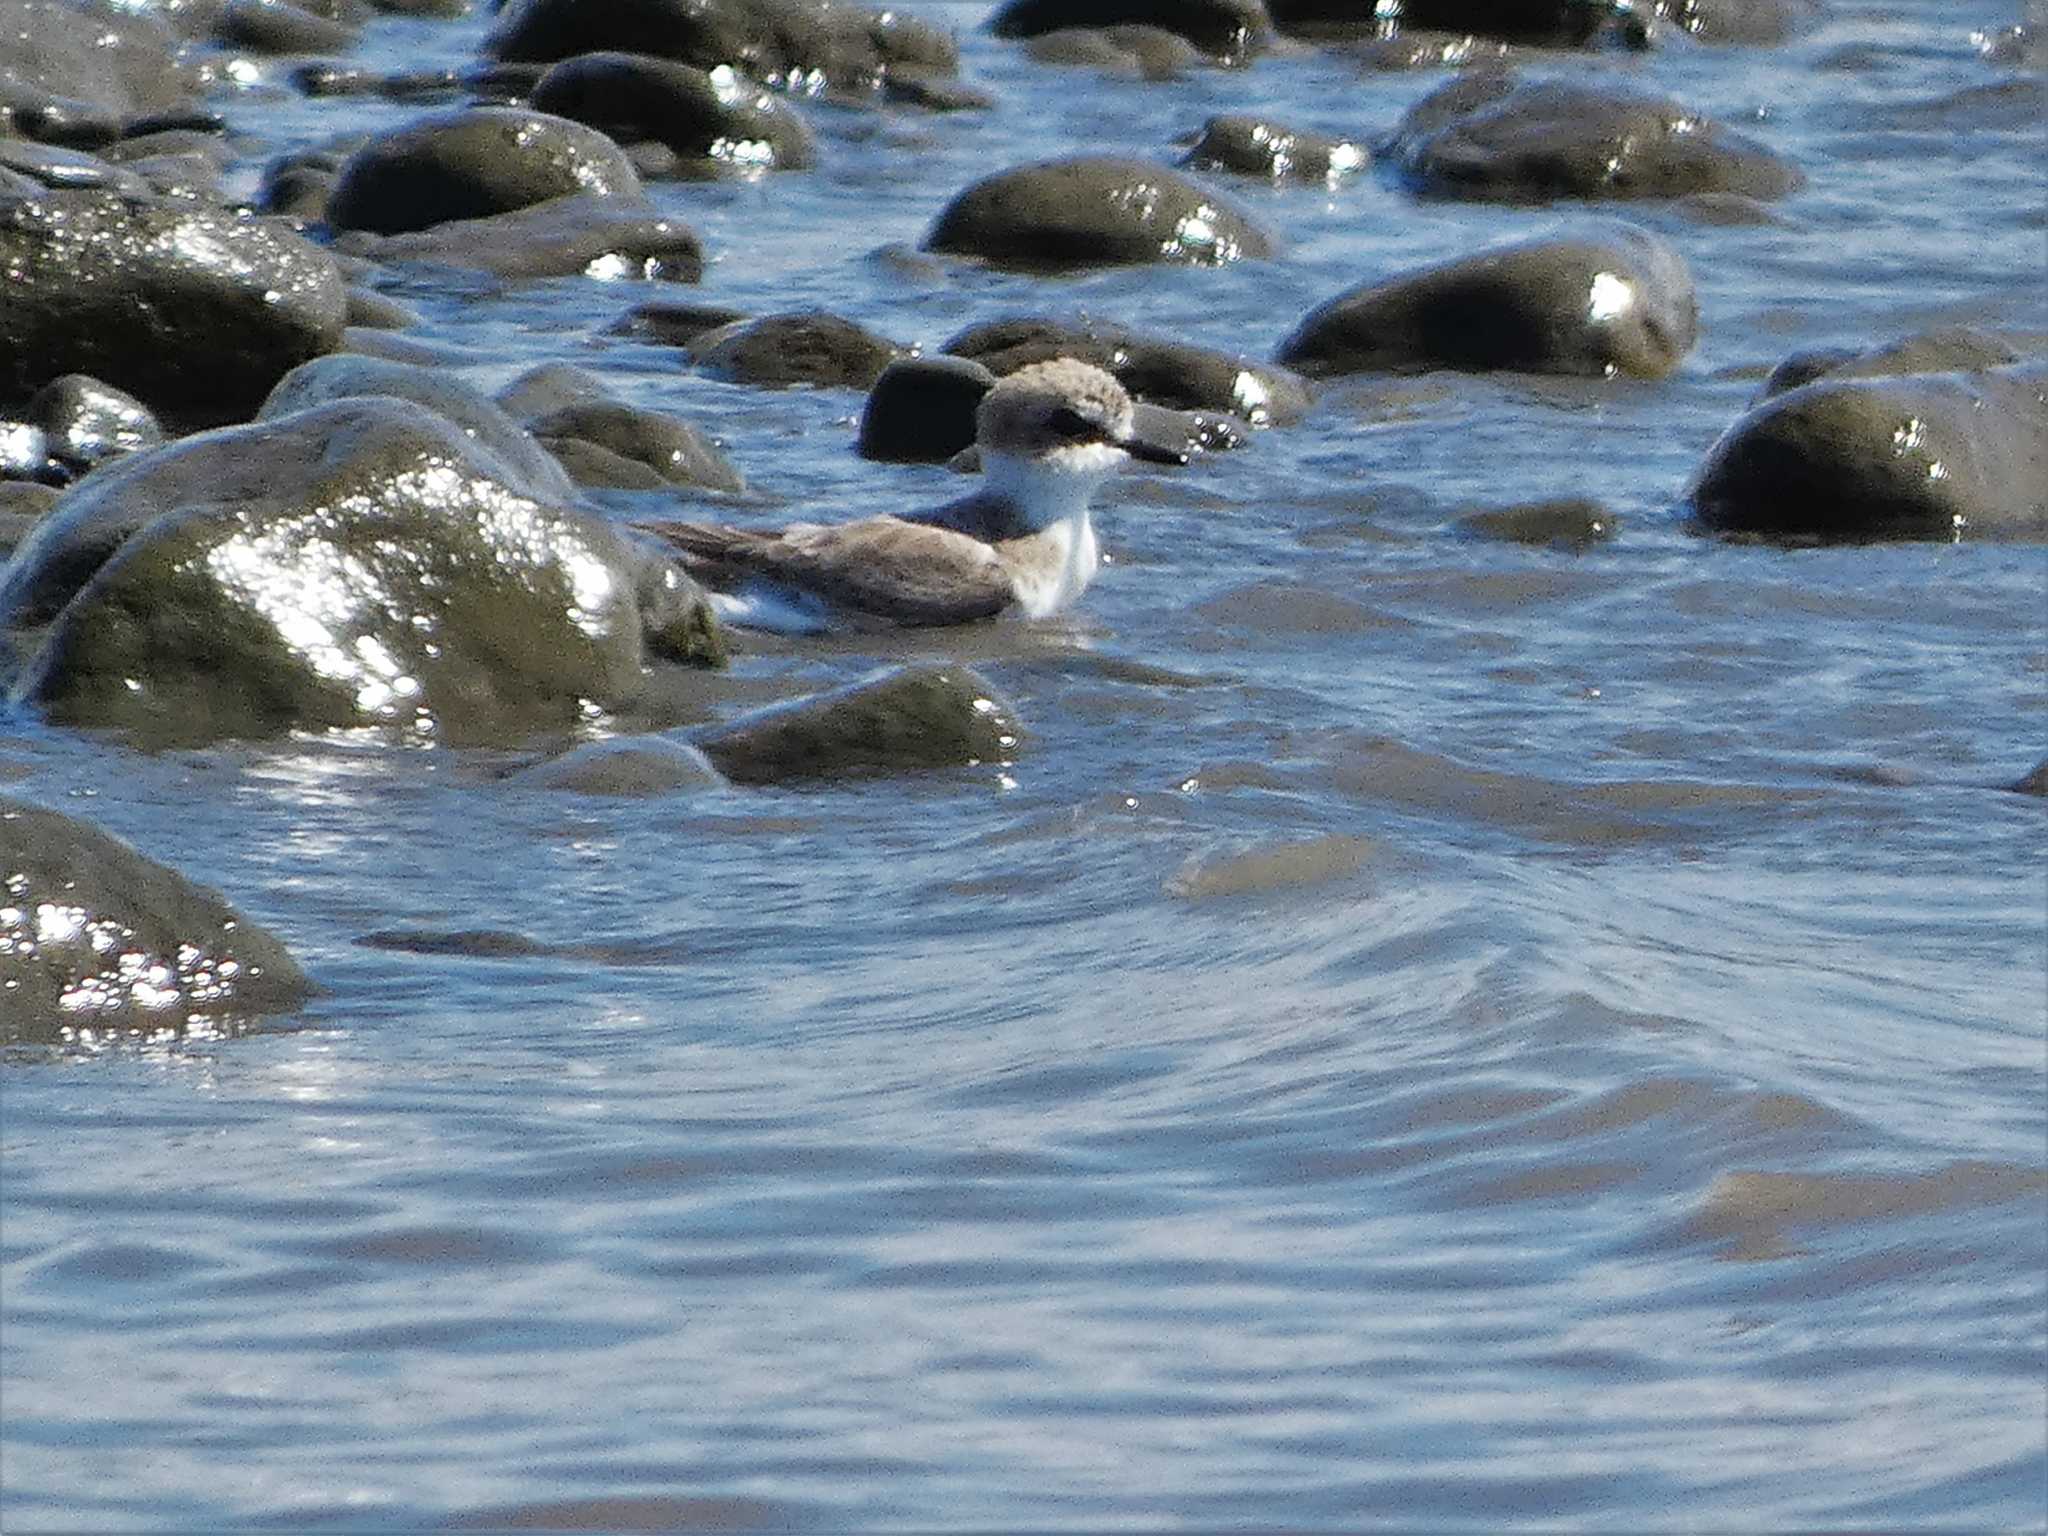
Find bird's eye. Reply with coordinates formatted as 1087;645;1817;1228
1048;406;1098;441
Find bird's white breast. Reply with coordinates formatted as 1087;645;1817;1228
1006;513;1099;619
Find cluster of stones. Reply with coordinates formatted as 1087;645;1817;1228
2;0;2042;1031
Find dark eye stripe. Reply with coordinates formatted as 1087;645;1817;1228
1048;406;1099;441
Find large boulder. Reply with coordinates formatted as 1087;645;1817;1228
530;54;815;173
332;192;703;281
0;796;311;1042
924;156;1276;270
2;398;723;746
0;190;348;426
326;107;643;235
987;0;1274;62
695;664;1022;784
1391;74;1801;203
485;0;959;93
1275;221;1697;380
1690;362;2048;542
856;355;998;463
0;0;208;145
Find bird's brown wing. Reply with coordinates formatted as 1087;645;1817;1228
634;516;1016;627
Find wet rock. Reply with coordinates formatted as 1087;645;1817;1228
0;190;349;427
24;376;163;475
3;398;723;745
485;0;960;94
1024;26;1201;79
531;54;816;174
880;70;995;112
1269;0;1804;46
257;148;341;220
1275;221;1697;380
690;311;906;389
944;315;1313;425
0;0;207;145
343;288;421;330
259;354;577;502
1690;364;2048;542
1181;114;1367;181
0;139;155;197
0;796;312;1041
989;0;1273;62
519;734;726;795
924;156;1276;270
1392;74;1801;203
529;402;745;493
219;0;359;53
0;420;58;485
2009;758;2048;797
857;355;998;462
494;362;614;421
1455;496;1617;550
0;481;62;556
334;192;703;282
606;300;751;347
1760;327;2022;399
326;107;643;236
696;664;1022;784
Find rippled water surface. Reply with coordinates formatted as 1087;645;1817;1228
4;1;2045;1528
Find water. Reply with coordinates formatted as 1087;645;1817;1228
3;1;2045;1527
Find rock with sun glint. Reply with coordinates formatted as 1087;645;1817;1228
696;665;1023;783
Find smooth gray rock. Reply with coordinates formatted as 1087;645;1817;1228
1760;327;2022;399
689;310;906;389
1022;25;1201;78
1275;221;1697;380
0;190;348;426
531;53;815;173
529;401;745;492
219;0;360;53
1182;114;1367;181
0;796;311;1041
696;664;1022;784
925;155;1276;270
1455;496;1617;550
989;0;1273;61
1392;74;1801;203
519;734;725;794
944;315;1312;425
606;300;752;348
327;107;643;235
333;192;703;281
857;355;998;463
485;0;960;94
2;398;724;745
0;0;208;144
1690;364;2048;542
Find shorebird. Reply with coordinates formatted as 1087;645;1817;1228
634;358;1186;631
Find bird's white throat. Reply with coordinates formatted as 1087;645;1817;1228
980;442;1125;535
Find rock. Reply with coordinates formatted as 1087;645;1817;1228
0;796;312;1041
606;300;751;347
530;54;816;173
924;155;1276;270
696;663;1022;784
1275;220;1697;380
529;402;745;492
1182;114;1367;181
0;138;155;196
2009;758;2048;797
485;0;960;94
3;398;725;745
24;375;164;475
880;70;995;112
989;0;1273;61
343;288;421;330
0;420;58;485
519;734;725;795
944;315;1313;425
333;192;703;281
857;354;998;462
218;0;360;53
1392;74;1801;203
1455;496;1617;550
0;481;62;557
0;190;349;427
1690;364;2048;542
689;310;905;389
1760;327;2022;399
326;107;643;235
1269;0;1804;46
494;362;615;420
0;0;207;145
258;354;578;502
1024;26;1201;79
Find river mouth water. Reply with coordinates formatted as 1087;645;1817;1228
3;0;2045;1528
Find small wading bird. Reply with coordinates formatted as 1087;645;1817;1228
634;358;1187;632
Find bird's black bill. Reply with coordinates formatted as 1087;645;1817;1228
1123;436;1191;465
1118;413;1192;466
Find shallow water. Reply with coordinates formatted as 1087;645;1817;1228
3;1;2045;1528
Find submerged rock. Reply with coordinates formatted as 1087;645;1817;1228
326;107;644;235
989;0;1273;62
944;315;1312;425
1759;327;2022;399
696;664;1022;784
519;734;726;795
334;192;703;281
530;53;816;174
1392;74;1801;203
1275;221;1697;380
1690;363;2048;542
689;310;906;389
1455;496;1617;550
924;156;1276;270
2;397;723;745
0;190;348;427
1181;114;1367;182
0;796;311;1041
1023;26;1201;79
